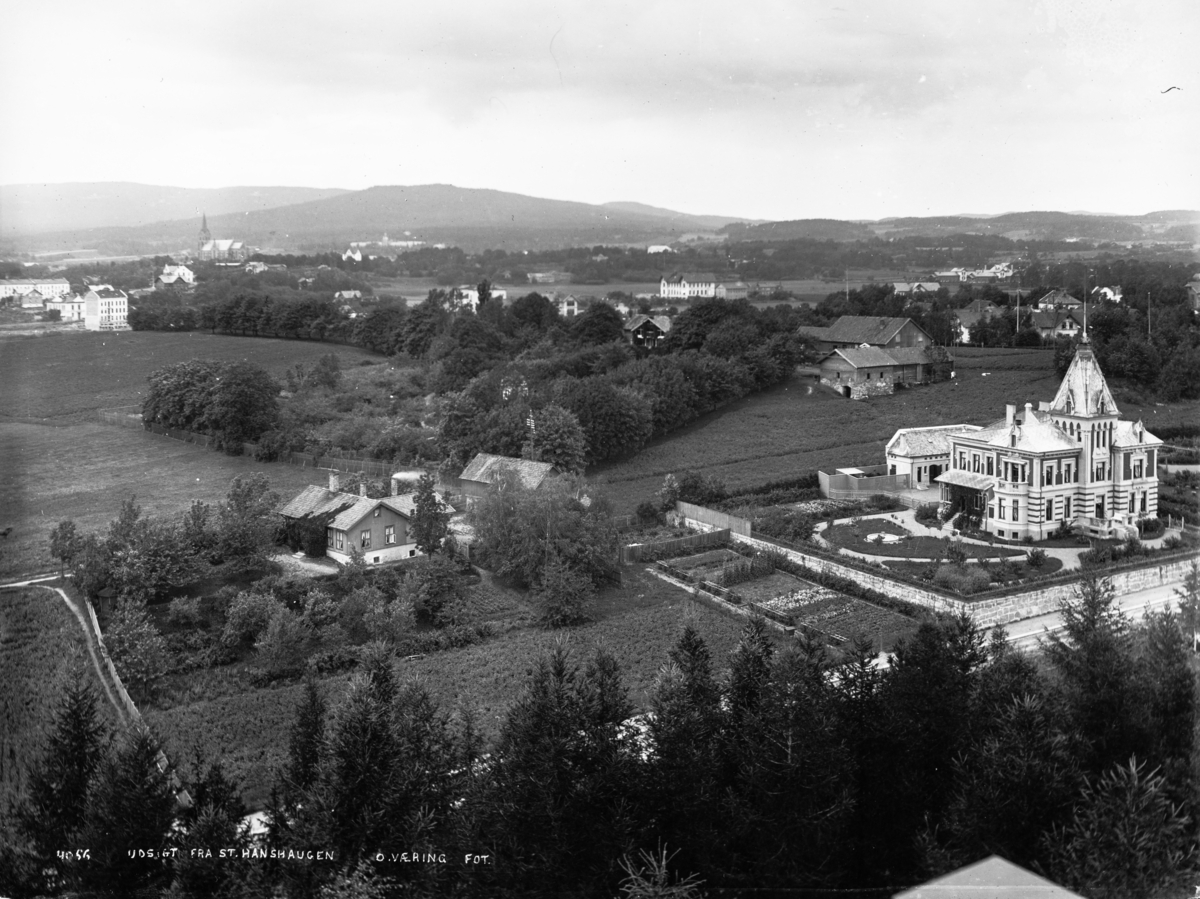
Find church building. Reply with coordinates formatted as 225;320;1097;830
197;214;249;263
930;337;1160;540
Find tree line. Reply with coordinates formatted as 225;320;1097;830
4;572;1199;898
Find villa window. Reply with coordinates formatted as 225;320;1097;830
1013;500;1020;521
987;457;994;476
327;529;335;547
360;529;371;549
999;499;1006;520
384;525;396;545
1141;493;1147;513
1065;498;1071;518
335;531;345;550
988;505;995;519
1129;495;1135;514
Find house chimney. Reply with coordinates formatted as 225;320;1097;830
1024;402;1033;422
1005;404;1016;426
328;471;339;492
359;482;367;497
391;477;399;496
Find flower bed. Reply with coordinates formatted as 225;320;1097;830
824;521;1025;560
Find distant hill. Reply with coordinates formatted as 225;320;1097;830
7;184;735;254
0;182;350;236
601;201;759;230
725;210;1200;244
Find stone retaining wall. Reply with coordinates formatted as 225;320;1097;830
733;532;1198;629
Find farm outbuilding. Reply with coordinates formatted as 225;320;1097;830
818;345;946;399
458;453;560;502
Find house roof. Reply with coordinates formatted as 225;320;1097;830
885;346;932;365
1048;341;1118;417
278;485;425;531
967;410;1080;454
935;469;996;492
894;854;1084;898
823;316;928;346
962;298;999;314
460;453;558;490
1036;288;1082;307
87;287;127;299
824;346;898;368
623;314;672;333
887;425;982;458
1112;419;1162;448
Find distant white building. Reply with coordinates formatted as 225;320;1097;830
454;285;509;313
83;286;129;331
155;264;195;290
1092;285;1123;304
558;295;580;317
647;245;674;254
660;272;718;300
342;247;363;262
45;294;86;321
0;278;71;302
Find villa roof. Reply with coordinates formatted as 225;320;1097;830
888;425;982;458
1112;419;1163;449
967;410;1080;454
1048;341;1119;417
460;453;558;490
623;314;672;333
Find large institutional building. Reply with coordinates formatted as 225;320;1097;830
887;337;1160;541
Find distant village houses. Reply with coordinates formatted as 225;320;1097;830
623;314;672;348
155;264;195;291
45;294;86;321
1035;288;1083;311
0;278;71;304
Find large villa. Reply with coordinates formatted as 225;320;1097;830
885;337;1161;541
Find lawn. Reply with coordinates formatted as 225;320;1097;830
0;586;117;813
823;519;1026;560
143;566;755;808
590;348;1200;513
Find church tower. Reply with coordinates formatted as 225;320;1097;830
198;213;212;257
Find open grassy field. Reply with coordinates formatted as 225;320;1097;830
0;331;385;578
0;586;117;812
0;422;338;579
0;330;383;424
592;347;1200;512
143;565;754;808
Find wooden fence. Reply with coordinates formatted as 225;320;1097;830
676;502;751;536
622;528;731;563
84;598;192;808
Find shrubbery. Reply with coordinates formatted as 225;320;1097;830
915;503;942;527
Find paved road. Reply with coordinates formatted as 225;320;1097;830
1004;581;1184;650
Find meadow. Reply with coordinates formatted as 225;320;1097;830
0;331;383;578
144;566;752;807
0;586;116;812
592;347;1200;512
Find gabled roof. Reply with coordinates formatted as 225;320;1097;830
278;485;425;531
460;453;559;490
1112;419;1162;448
1036;288;1082;307
894;854;1084;898
823;316;928;346
962;298;999;314
823;346;898;368
1049;341;1118;417
884;346;932;365
624;314;671;333
888;424;983;458
935;469;996;492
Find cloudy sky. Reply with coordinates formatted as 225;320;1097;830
1;0;1194;221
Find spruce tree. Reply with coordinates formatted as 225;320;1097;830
78;726;177;895
16;671;110;893
286;674;327;799
410;471;450;557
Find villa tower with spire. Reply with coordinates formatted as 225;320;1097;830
915;337;1162;541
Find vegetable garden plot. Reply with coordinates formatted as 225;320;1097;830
797;598;918;650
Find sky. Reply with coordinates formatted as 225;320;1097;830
1;0;1196;222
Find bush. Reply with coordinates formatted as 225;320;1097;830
254;607;311;679
753;507;815;544
1137;517;1165;539
167;596;203;628
307;646;359;675
868;493;903;512
932;565;992;595
635;500;665;527
914;503;941;527
220;589;282;652
1027;548;1048;569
